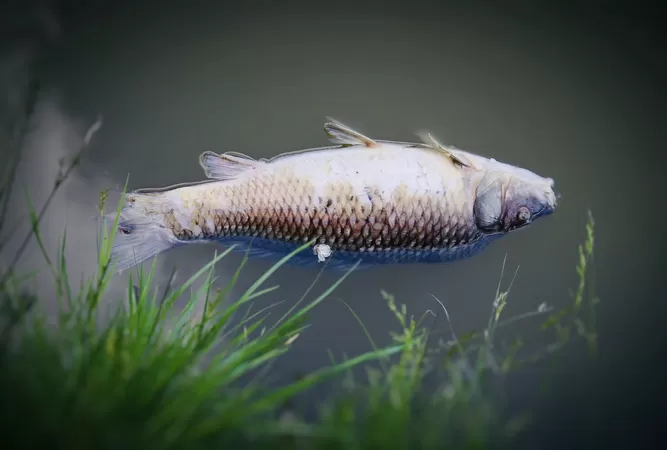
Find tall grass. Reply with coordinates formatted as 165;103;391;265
1;112;599;449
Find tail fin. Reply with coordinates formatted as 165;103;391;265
106;191;179;273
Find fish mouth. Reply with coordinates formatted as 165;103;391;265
536;188;558;220
533;202;556;220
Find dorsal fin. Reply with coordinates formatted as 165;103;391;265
416;131;474;169
324;118;379;148
199;151;260;180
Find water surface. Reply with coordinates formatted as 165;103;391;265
2;0;664;445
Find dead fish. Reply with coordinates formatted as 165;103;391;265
108;118;557;273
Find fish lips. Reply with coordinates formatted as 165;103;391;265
533;202;556;220
531;186;559;222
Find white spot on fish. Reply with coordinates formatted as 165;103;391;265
537;302;550;313
313;243;332;262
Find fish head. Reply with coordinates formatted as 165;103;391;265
472;160;557;235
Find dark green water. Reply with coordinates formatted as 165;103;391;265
2;0;665;446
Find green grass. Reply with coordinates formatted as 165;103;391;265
0;202;598;448
0;117;599;450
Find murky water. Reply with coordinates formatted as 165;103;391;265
2;0;665;445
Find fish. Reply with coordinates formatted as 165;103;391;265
108;118;557;273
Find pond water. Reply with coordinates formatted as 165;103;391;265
2;0;664;445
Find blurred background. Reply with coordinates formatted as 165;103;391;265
1;0;665;447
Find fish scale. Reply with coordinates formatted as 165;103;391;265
169;176;480;256
110;119;557;273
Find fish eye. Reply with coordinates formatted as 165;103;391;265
516;206;531;223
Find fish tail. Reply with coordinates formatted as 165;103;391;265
106;191;179;273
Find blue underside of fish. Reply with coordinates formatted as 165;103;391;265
208;235;503;271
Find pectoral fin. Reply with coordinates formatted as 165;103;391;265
199;151;260;180
324;118;379;148
474;176;503;233
416;131;474;169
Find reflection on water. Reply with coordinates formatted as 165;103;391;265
2;0;665;445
